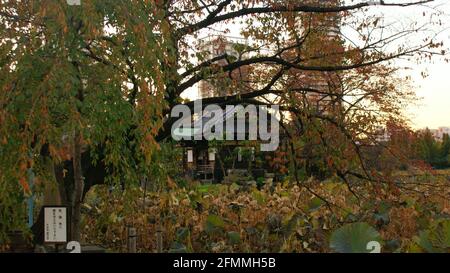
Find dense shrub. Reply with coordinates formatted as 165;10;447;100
81;174;450;253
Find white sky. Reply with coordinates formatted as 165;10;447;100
380;0;450;129
181;0;450;129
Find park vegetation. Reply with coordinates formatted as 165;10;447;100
0;0;449;252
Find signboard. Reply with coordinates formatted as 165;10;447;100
67;0;81;5
44;207;68;244
187;149;193;163
208;148;216;161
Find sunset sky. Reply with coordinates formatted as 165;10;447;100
407;58;450;129
391;0;450;129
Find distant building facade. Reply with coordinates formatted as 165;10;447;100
197;35;251;98
285;0;344;113
427;127;450;141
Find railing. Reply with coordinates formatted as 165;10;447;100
196;164;215;182
196;164;214;173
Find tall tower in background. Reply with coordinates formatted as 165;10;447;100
197;36;251;98
286;0;344;112
196;0;344;107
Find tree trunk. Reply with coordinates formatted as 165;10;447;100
71;130;84;242
43;157;62;206
216;152;227;178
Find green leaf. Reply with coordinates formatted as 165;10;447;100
252;190;266;205
330;222;382;253
308;197;324;212
418;219;450;253
205;214;225;234
373;202;391;225
168;242;187;253
227;231;241;245
176;227;190;241
417;230;434;253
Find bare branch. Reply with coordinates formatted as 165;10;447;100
177;0;434;35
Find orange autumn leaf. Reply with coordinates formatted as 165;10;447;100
167;176;177;190
19;177;30;194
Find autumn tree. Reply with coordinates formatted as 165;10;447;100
414;130;450;168
0;0;446;242
438;133;450;168
0;0;170;241
416;128;439;166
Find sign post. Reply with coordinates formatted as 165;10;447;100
43;206;68;251
27;168;34;227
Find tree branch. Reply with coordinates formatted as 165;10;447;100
177;0;434;35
